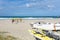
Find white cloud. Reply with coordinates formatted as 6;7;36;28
0;0;56;10
47;4;55;10
26;3;31;7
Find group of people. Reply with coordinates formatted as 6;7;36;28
12;19;22;23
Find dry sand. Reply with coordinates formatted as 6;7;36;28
0;18;60;40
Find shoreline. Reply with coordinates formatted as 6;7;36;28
0;17;60;19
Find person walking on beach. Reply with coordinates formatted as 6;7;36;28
12;19;14;23
16;19;19;24
20;19;22;22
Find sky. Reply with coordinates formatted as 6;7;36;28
0;0;60;16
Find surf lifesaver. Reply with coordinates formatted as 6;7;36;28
54;24;56;31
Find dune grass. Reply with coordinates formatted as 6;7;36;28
0;35;17;40
0;32;21;40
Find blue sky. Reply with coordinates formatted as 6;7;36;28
0;0;60;16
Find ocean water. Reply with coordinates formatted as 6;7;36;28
0;16;60;19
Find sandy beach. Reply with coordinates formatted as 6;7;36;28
0;18;60;40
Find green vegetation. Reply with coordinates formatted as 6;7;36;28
0;32;21;40
0;35;17;40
